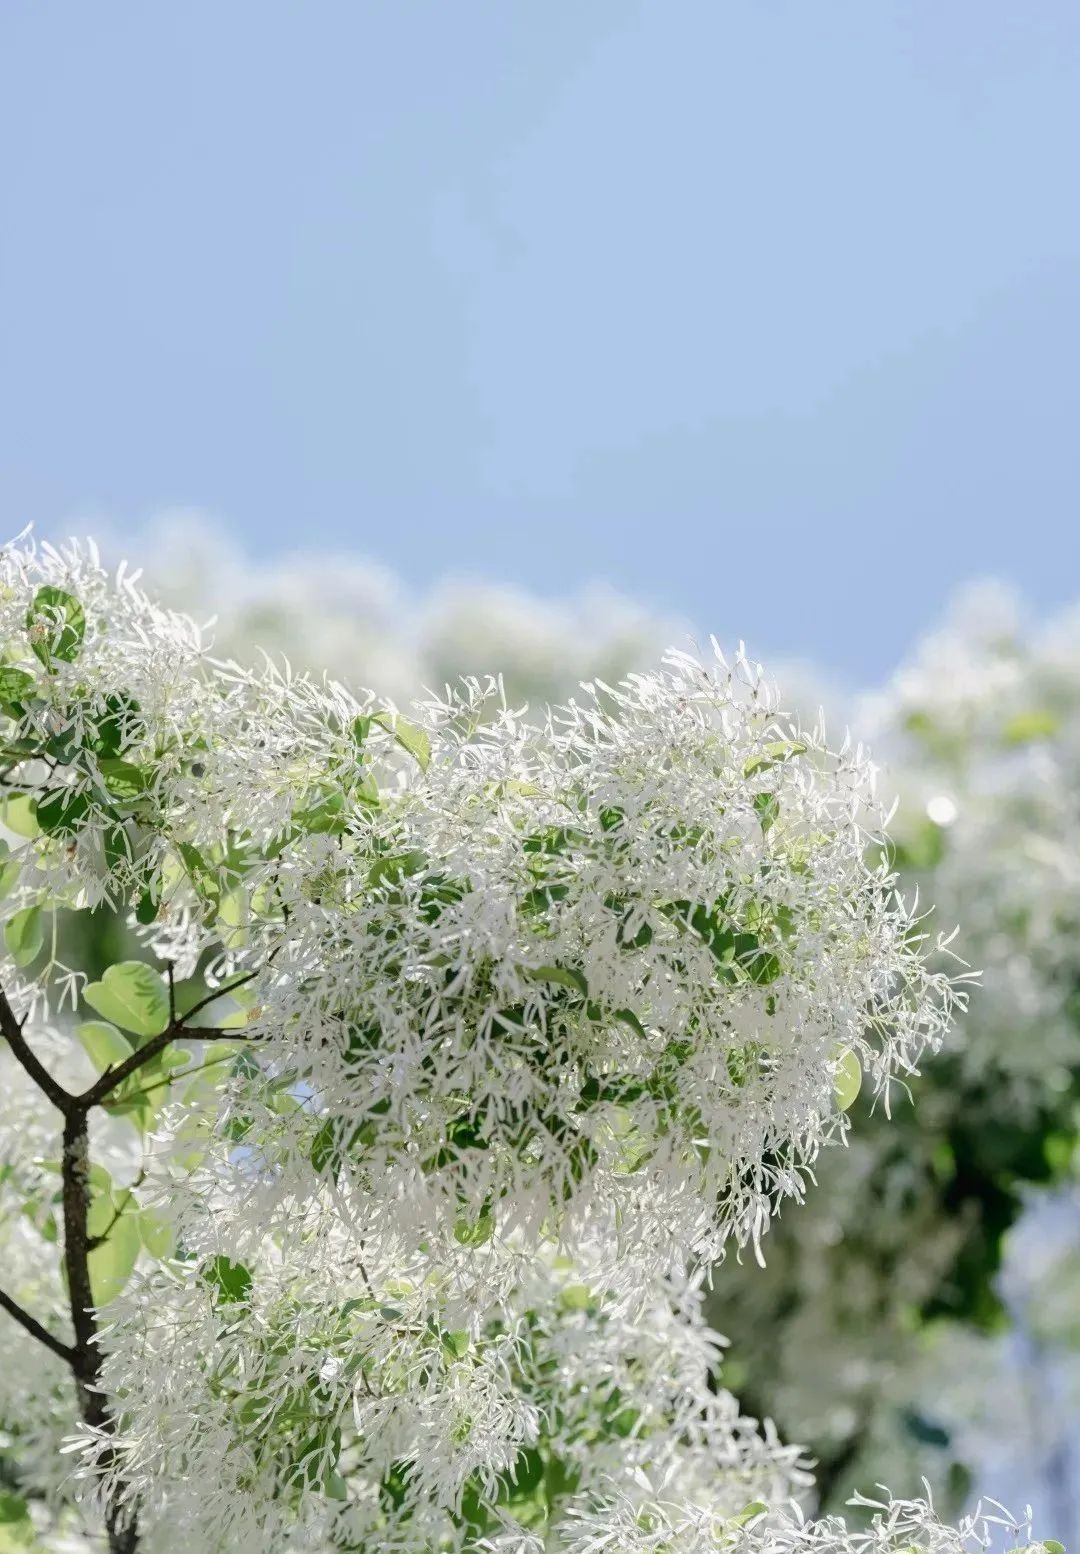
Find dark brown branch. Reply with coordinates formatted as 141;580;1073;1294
0;1284;75;1365
0;985;74;1114
78;1026;253;1109
61;1110;138;1554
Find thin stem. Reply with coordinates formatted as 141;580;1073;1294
111;1050;236;1105
0;1285;75;1365
178;968;260;1025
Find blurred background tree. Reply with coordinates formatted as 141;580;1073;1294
708;582;1080;1529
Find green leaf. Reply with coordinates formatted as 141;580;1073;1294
35;786;91;836
614;1007;648;1041
441;1328;470;1358
354;770;381;808
293;788;346;836
201;1255;252;1304
608;1405;640;1438
726;1042;763;1089
745;948;782;986
87;1199;141;1306
311;1119;344;1178
91;692;143;757
368;850;427;887
135;1208;175;1259
372;710;431;772
743;739;808;777
104;824;133;874
4;905;42;968
499;1448;544;1503
753;791;780;833
487;778;544;800
76;1020;135;1072
0;1494;29;1526
558;1284;592;1311
37;1157;113;1192
833;1047;862;1112
26;586;86;667
0;795;39;838
1043;1542;1066;1554
732;1502;768;1528
84;962;169;1038
0;666;36;706
216;888;248;950
0;841;21;901
454;1205;495;1246
527;965;589;998
98;756;153;799
43;725;78;764
1003;708;1060;745
662;901;736;972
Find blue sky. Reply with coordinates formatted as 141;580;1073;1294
2;3;1078;680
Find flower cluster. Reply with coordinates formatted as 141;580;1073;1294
219;648;959;1268
81;1244;804;1554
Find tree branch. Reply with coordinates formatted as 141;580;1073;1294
78;1026;253;1109
0;1284;75;1365
61;1109;138;1554
75;968;264;1109
0;984;73;1114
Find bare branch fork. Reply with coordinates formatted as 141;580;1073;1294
0;973;260;1554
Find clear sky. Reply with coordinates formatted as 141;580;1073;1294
2;3;1078;680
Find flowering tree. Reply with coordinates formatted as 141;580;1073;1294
708;585;1080;1514
0;540;1049;1554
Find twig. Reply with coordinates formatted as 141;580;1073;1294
107;1051;237;1104
176;968;260;1025
0;1284;75;1365
0;985;73;1114
86;1176;143;1253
